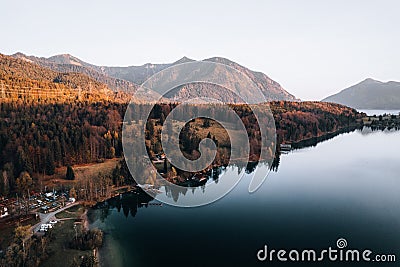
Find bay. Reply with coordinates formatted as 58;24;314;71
89;127;400;267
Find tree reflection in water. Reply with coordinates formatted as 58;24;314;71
89;189;155;221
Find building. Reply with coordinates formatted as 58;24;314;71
0;205;9;218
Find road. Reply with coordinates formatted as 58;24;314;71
31;202;80;233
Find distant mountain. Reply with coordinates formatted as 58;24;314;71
0;53;126;101
100;56;298;101
204;57;297;101
11;52;298;102
322;78;400;109
12;53;137;93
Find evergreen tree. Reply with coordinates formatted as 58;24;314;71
202;119;211;128
164;158;168;173
45;154;55;175
53;139;62;165
66;165;75;180
0;171;4;196
15;148;33;177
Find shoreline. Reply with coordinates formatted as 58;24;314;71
287;124;361;149
63;124;364;267
80;207;102;266
75;123;375;267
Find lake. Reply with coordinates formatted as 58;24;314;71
89;127;400;267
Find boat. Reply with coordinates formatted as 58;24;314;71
198;177;207;185
280;143;292;151
138;184;163;194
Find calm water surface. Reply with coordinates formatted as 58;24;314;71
89;128;400;267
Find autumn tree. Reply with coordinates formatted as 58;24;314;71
16;172;33;198
15;224;32;265
69;187;77;200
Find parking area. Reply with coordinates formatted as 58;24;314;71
0;191;75;220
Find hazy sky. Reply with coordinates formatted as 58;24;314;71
1;0;399;100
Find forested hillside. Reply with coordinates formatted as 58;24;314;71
0;100;125;196
0;54;128;102
270;101;360;142
0;99;361;196
13;53;138;93
0;53;363;196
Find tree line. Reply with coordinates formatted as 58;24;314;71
0;100;124;197
0;99;361;197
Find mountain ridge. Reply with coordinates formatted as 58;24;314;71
0;53;129;102
12;52;138;93
10;52;298;102
322;78;400;109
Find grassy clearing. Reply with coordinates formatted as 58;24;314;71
55;205;85;219
54;211;72;219
72;158;120;183
190;119;238;147
38;158;121;189
64;205;83;213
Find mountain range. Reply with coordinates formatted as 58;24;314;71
12;52;137;93
323;78;400;109
0;53;115;96
9;52;298;102
4;52;400;109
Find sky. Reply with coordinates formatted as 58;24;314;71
1;0;399;100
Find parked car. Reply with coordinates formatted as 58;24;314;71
39;224;52;232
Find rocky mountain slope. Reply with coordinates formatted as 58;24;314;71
11;52;298;102
322;78;400;109
12;53;137;93
0;53;127;101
